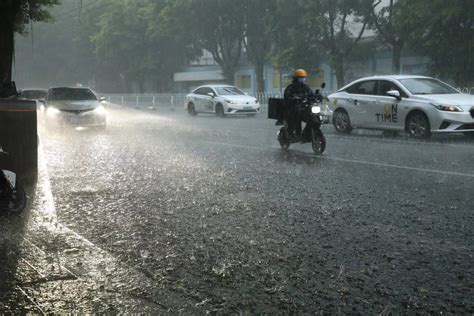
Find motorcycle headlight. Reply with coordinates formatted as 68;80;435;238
46;107;60;116
311;106;321;114
430;103;463;112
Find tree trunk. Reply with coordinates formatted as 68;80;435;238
334;61;345;89
392;44;403;74
255;61;265;93
0;1;19;87
221;65;235;85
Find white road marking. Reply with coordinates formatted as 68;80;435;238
201;140;474;178
16;286;47;315
37;143;96;247
325;133;474;149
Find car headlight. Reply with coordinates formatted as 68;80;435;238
94;105;106;115
46;107;60;116
430;103;463;112
224;99;238;105
311;106;321;114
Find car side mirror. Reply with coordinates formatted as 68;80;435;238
321;82;326;89
386;90;401;100
207;92;215;98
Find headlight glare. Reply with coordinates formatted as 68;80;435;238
46;107;60;116
311;106;321;114
94;105;106;115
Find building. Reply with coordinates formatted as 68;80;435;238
173;41;429;94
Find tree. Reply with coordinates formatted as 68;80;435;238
165;0;245;84
91;0;158;93
317;0;371;87
242;0;277;92
270;0;371;88
403;0;474;86
269;0;326;85
0;0;58;95
367;0;411;74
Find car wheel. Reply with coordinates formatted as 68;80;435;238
187;103;197;116
215;104;225;117
406;111;431;139
333;109;353;134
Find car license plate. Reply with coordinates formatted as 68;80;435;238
244;106;252;110
70;116;87;124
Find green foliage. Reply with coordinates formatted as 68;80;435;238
271;0;371;87
164;0;245;84
402;0;473;86
243;0;277;91
89;0;199;92
12;0;473;92
270;0;325;72
15;0;60;34
366;0;413;73
14;0;98;88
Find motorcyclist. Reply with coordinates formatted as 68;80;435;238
284;69;315;138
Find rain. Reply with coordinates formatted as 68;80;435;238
0;0;473;314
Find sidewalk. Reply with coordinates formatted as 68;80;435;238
0;146;186;314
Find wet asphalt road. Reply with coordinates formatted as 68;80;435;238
1;104;473;314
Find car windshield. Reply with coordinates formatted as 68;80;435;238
50;88;97;101
399;78;459;95
214;86;245;96
21;90;46;100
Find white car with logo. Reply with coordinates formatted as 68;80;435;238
185;85;260;117
328;75;474;138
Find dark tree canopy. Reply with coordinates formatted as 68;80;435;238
0;0;58;95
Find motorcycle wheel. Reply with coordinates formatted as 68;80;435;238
311;128;326;155
0;183;26;213
278;127;290;149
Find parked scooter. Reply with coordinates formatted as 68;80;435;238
0;146;26;213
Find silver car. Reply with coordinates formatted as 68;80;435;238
328;75;474;138
41;87;107;129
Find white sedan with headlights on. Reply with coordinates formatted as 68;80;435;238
185;85;260;117
328;75;474;138
40;87;107;129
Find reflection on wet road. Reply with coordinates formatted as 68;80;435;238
1;104;473;314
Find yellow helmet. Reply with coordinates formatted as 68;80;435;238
294;69;308;77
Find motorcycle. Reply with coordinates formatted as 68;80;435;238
268;83;330;155
277;95;328;155
0;146;26;213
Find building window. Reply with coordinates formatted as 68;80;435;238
272;71;291;89
236;74;251;89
